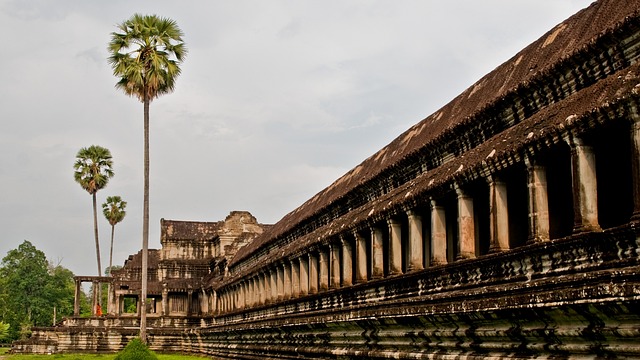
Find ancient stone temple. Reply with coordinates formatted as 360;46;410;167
14;0;640;358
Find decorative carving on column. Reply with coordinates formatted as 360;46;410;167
430;199;447;265
489;175;510;252
565;135;601;233
387;218;403;275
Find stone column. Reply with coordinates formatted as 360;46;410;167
330;244;341;289
388;218;403;275
631;111;640;221
277;264;285;301
456;185;476;259
91;281;99;316
371;226;384;279
354;231;368;283
309;252;319;294
259;272;267;305
299;256;310;296
276;264;284;301
407;210;424;271
162;287;169;316
74;279;81;316
567;136;601;233
212;290;218;315
247;280;253;308
270;268;278;303
526;157;550;242
187;290;194;315
107;283;115;315
319;248;330;291
243;280;250;309
291;260;300;298
489;176;510;252
284;262;292;300
341;237;353;286
430;199;447;265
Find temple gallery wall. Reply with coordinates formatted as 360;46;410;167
13;0;640;358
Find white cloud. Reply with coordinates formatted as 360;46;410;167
0;0;593;276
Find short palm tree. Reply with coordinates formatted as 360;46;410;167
108;13;186;342
102;196;127;274
73;145;114;281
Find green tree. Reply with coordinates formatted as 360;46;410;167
0;321;9;341
0;241;77;340
102;196;127;273
108;14;186;343
73;145;115;282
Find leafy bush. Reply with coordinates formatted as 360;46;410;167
114;338;158;360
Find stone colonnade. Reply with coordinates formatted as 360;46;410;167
213;111;640;315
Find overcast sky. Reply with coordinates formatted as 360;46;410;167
0;0;592;277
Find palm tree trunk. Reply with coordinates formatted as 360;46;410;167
140;92;150;344
109;224;115;274
92;192;102;307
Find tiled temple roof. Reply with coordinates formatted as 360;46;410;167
231;0;640;269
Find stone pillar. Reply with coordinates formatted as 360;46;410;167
212;290;218;315
259;272;267;305
74;279;81;316
567;136;601;233
407;210;424;271
526;156;550;242
240;282;246;309
247;278;254;308
330;244;341;289
187;290;194;315
341;237;353;286
309;252;319;294
631;111;640;221
91;281;99;316
291;260;300;298
107;283;115;315
456;185;476;259
431;199;447;265
277;264;285;301
299;256;310;296
354;231;368;283
489;176;510;252
319;248;330;291
270;268;278;303
371;226;384;279
388;218;403;275
162;287;169;316
284;262;292;300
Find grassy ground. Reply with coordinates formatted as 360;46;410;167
0;353;206;360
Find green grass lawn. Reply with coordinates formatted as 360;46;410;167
1;353;206;360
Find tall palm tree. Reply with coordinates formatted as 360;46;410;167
73;145;114;282
102;196;127;274
108;14;186;343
